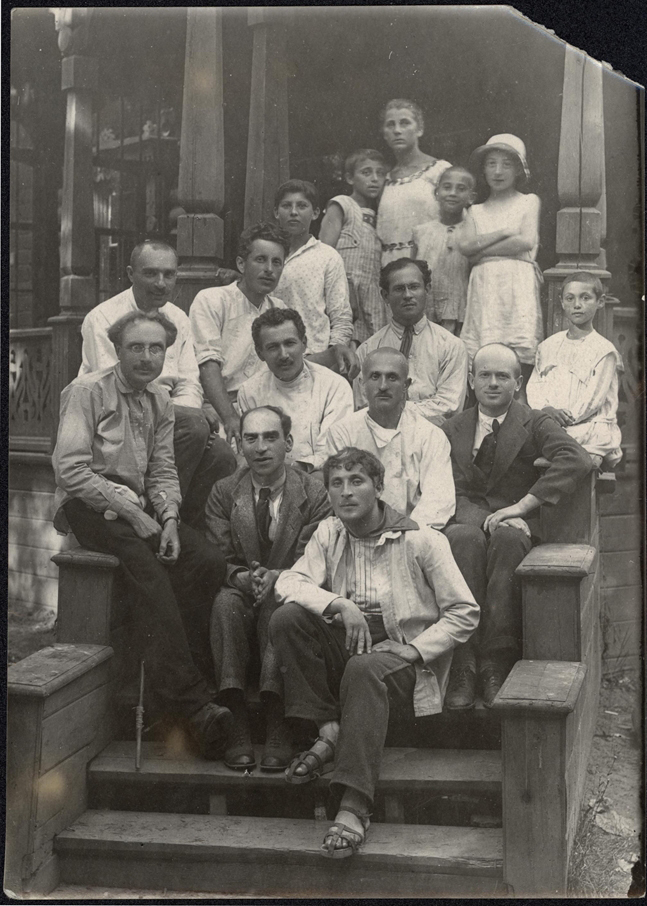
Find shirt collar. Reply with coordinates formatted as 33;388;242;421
286;234;317;263
114;364;145;397
365;409;404;447
273;360;311;388
251;469;287;499
390;316;427;338
477;406;510;430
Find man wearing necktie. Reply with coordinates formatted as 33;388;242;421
205;406;332;772
442;343;593;708
353;259;468;426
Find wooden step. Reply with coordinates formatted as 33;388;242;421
90;740;502;794
56;810;506;897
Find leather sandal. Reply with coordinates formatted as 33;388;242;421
321;806;371;859
284;735;335;785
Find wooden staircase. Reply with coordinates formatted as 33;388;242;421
6;472;604;898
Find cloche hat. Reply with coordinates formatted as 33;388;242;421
469;134;530;183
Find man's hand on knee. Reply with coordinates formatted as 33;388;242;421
127;509;163;541
498;517;531;538
371;640;421;663
157;519;181;564
326;597;372;655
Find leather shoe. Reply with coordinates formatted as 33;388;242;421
261;699;293;772
189;702;233;759
224;702;257;771
444;665;477;710
480;662;507;708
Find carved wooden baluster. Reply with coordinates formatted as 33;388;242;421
175;8;226;314
244;9;290;227
544;48;611;338
49;8;97;447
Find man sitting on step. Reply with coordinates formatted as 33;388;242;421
442;343;593;709
269;447;478;859
53;310;233;759
205;405;332;772
79;239;237;528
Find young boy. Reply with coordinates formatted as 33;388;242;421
411;166;475;335
526;272;623;469
273;179;357;378
189;222;288;451
320;150;388;344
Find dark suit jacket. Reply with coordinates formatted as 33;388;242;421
441;401;593;534
204;465;332;578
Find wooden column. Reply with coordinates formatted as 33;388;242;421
244;9;290;227
48;9;97;445
544;47;612;337
175;8;226;314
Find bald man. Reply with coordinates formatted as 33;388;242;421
442;343;593;708
324;348;455;530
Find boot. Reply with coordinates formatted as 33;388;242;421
444;642;477;710
261;696;293;772
223;697;256;770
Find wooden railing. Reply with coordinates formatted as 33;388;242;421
9;327;54;454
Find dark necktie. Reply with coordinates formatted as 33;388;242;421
399;325;414;359
474;419;500;478
256;487;272;547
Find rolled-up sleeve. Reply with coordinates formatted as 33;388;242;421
171;319;204;408
325;252;353;347
189;290;224;367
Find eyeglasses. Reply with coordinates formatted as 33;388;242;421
125;343;166;356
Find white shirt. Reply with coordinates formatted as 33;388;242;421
79;288;203;409
237;361;353;469
355;317;468;423
251;470;286;542
346;534;390;616
324;403;455;530
273;236;353;353
189;282;286;393
472;407;510;459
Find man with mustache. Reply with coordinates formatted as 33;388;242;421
79;240;237;527
205;406;332;772
54;310;233;759
325;347;455;530
237;308;354;479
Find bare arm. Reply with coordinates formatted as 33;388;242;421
199;360;240;448
319;201;344;248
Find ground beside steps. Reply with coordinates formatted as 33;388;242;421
56;811;506;897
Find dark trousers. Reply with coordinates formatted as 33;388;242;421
64;499;227;717
210;588;283;699
444;523;532;660
173;405;237;528
269;603;416;804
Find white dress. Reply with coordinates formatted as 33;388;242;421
377;160;451;265
526;329;623;463
460;193;543;365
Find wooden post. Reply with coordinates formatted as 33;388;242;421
492;660;587;897
544;46;611;337
48;9;98;446
175;8;226;314
244;9;290;227
53;549;120;646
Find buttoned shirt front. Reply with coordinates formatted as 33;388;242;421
53;365;181;533
472;407;510;459
251;470;287;542
273;236;353;353
238;361;353;469
324;403;455;530
189;282;286;393
79;288;203;409
355;316;468;423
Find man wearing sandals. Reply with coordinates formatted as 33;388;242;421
269;447;478;858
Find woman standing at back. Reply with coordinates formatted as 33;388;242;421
377;99;451;265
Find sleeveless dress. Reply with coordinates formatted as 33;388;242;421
329;195;386;343
460;193;543;365
377;159;452;265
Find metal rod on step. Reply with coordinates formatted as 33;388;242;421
135;660;145;771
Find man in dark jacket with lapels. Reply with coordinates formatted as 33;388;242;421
205;405;332;772
441;343;592;709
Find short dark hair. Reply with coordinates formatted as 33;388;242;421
108;310;177;349
129;240;178;270
274;179;319;210
379;258;431;292
252;308;307;351
436;165;476;192
561;271;605;300
381;98;424;131
323;447;385;493
472;343;522;379
344;148;387;178
239;405;292;440
237;221;290;260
